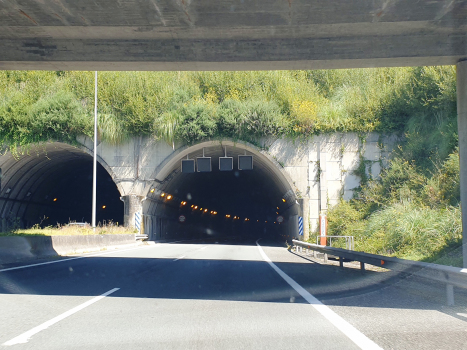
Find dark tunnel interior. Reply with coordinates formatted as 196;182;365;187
42;161;123;227
146;144;298;242
0;144;123;230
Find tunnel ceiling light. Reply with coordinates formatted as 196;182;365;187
265;221;267;223
161;193;165;197
204;208;208;213
226;214;231;218
213;211;217;215
166;195;173;200
282;198;286;202
102;205;106;209
277;207;280;210
194;206;198;209
181;201;187;206
53;198;58;202
191;204;194;208
276;212;279;214
200;207;203;211
150;188;155;193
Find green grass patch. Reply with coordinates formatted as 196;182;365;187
0;224;137;237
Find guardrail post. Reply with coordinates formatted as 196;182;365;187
324;253;328;263
360;262;365;271
339;258;344;268
313;250;317;258
446;284;455;306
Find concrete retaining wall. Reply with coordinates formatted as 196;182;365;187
0;234;136;265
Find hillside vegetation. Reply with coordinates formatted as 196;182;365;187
0;67;461;265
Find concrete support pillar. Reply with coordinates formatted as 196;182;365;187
298;198;310;241
122;195;144;229
457;60;467;268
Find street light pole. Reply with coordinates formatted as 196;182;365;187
92;71;98;232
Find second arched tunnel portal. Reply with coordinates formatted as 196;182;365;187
0;143;123;231
142;142;300;242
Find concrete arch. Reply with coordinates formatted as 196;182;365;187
151;139;299;200
140;139;301;241
0;142;122;230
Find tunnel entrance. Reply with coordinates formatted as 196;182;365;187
0;143;123;230
145;142;299;242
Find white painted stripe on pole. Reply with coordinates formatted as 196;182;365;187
135;212;141;233
256;240;383;350
3;288;120;346
0;245;154;273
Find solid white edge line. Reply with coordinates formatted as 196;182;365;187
0;244;156;273
173;255;186;261
2;287;120;346
256;240;383;350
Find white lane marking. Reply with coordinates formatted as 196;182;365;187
3;288;120;346
0;245;155;273
173;246;207;261
256;240;383;350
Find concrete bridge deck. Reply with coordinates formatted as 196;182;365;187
0;0;466;70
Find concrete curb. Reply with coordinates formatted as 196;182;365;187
0;234;137;265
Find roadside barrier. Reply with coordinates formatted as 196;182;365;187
293;239;467;306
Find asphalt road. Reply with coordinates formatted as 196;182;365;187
1;239;467;350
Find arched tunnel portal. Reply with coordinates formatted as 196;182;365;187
143;141;300;242
0;143;123;230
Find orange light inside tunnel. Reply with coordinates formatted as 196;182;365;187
102;205;106;209
53;198;57;202
150;188;155;193
161;193;165;197
204;209;208;213
166;195;173;200
282;198;286;203
226;215;231;218
213;211;217;215
181;201;187;206
194;206;198;209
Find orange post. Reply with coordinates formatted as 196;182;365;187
319;213;327;246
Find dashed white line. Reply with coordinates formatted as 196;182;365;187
256;239;383;350
173;246;207;261
3;288;120;346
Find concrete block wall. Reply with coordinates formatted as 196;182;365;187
267;133;400;234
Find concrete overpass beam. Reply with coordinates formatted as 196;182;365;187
457;59;467;268
122;195;145;230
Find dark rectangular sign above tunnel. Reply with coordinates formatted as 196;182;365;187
238;155;253;170
181;159;195;173
197;157;212;172
219;157;233;171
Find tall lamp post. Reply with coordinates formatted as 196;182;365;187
92;71;98;232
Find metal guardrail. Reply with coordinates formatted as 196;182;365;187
315;235;354;251
293;239;467;306
135;234;148;241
